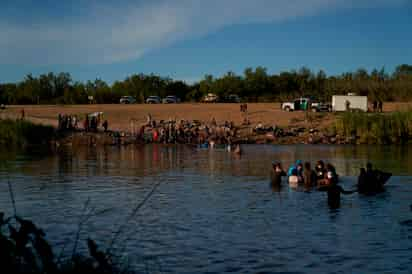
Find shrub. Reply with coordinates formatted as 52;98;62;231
334;111;412;144
0;119;55;147
0;212;133;274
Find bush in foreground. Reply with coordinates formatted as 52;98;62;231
0;212;133;274
0;119;55;147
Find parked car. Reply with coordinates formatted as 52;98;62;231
202;93;219;103
281;97;331;112
162;95;181;104
222;94;241;103
119;96;136;104
145;96;161;104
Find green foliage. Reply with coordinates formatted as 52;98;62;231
1;64;412;104
335;111;412;144
0;119;55;147
0;212;131;274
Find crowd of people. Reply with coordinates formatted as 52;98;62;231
136;115;239;145
372;100;383;112
271;161;391;208
57;114;78;131
56;112;242;146
57;112;109;133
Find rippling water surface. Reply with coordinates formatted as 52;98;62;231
1;145;412;273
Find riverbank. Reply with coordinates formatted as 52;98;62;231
2;102;412;130
50;111;412;147
1;104;411;147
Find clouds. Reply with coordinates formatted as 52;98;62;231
0;0;406;65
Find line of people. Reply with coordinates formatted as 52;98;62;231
271;160;391;208
58;114;78;131
372;100;383;112
58;113;109;133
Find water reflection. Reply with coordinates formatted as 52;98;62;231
2;144;411;178
0;144;412;273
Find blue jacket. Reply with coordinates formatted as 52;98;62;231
287;160;302;176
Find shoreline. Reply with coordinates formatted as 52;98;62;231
1;103;411;147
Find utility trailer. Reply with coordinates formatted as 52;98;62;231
332;95;368;112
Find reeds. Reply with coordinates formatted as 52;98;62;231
334;111;412;144
0;119;55;146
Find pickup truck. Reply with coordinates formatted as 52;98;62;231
281;97;331;112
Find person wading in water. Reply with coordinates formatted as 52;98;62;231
318;177;356;209
271;162;286;188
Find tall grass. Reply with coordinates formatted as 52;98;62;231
335;111;412;144
0;119;55;146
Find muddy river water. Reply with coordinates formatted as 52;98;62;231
1;144;412;273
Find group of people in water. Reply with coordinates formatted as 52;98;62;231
271;160;391;208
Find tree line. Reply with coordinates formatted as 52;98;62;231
1;64;411;104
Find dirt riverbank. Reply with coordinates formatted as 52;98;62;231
2;102;411;129
1;102;411;146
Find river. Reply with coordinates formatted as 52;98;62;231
1;145;412;273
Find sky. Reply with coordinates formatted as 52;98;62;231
0;0;411;83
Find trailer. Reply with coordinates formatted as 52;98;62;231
332;95;368;112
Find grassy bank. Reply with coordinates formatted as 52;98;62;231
334;111;412;144
0;119;55;147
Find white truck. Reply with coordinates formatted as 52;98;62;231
202;93;219;103
332;95;368;112
281;97;331;112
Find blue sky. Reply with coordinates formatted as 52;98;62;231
0;0;411;83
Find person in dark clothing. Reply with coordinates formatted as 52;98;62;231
373;101;378;112
378;100;383;112
357;168;368;193
58;114;62;131
91;116;97;132
358;163;392;194
303;162;317;188
345;100;351;111
102;120;108;132
84;116;89;132
318;179;356;209
271;162;286;187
